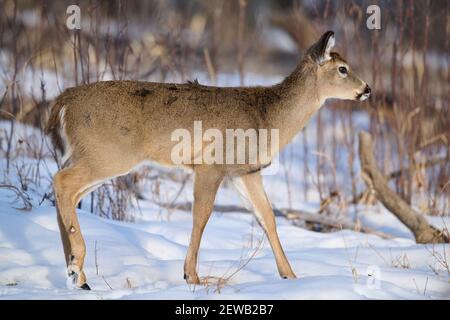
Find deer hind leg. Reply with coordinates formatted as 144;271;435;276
237;172;296;279
53;161;124;290
184;168;224;284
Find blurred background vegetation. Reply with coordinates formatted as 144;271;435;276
0;0;448;222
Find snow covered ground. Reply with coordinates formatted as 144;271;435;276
0;187;449;299
0;73;449;299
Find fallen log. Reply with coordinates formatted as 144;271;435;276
358;131;449;243
156;201;392;239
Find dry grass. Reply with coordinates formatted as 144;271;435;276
426;244;450;275
390;253;411;269
342;234;360;283
198;222;266;294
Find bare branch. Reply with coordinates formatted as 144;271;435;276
358;131;448;243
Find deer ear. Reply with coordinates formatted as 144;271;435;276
307;31;335;65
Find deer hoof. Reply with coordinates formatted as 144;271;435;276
80;283;91;290
281;272;297;280
66;265;89;290
184;273;201;285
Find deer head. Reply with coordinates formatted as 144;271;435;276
307;31;371;102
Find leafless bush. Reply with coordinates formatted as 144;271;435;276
0;183;32;211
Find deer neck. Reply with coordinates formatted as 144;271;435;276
269;60;323;152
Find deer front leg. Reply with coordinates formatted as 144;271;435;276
184;168;224;284
238;171;296;279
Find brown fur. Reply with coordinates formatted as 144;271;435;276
47;31;369;288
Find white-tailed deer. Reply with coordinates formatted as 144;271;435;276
46;31;370;289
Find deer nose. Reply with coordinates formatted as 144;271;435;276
364;85;371;96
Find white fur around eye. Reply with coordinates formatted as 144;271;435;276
338;66;348;78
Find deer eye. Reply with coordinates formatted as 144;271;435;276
338;66;348;75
